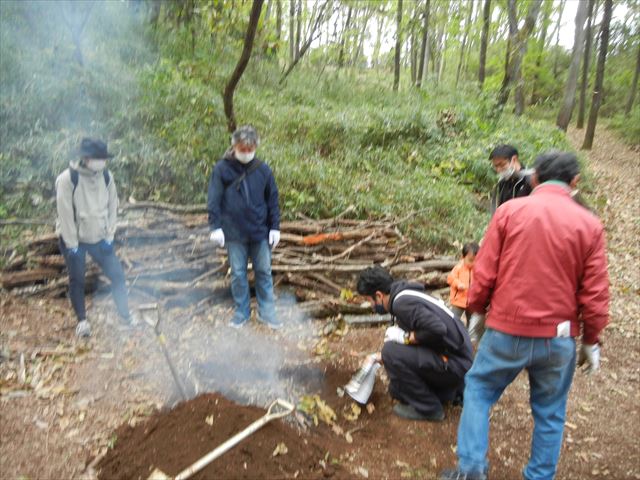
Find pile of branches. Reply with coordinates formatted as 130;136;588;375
1;203;456;319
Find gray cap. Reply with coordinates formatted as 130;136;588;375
231;125;260;148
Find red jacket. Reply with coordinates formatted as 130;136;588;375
468;183;609;344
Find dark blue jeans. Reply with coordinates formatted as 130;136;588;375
60;239;129;322
226;240;276;323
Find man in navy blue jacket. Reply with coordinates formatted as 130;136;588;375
207;126;281;328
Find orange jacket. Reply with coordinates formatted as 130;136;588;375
447;260;474;308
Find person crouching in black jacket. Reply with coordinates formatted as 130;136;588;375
357;266;473;421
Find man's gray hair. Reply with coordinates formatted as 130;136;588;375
231;125;260;148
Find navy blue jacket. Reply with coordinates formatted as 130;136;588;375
207;153;280;243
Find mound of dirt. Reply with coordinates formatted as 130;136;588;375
97;393;344;480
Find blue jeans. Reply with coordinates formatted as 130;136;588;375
60;239;130;322
226;240;276;323
456;328;576;480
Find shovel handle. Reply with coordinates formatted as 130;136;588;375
173;399;295;480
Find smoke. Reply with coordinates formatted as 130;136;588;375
0;0;153;209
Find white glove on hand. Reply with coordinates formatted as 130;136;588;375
577;343;601;374
384;325;407;344
210;228;225;248
269;229;281;250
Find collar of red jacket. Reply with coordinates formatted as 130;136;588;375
531;181;571;195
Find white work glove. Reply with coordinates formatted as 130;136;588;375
209;228;225;248
269;229;280;250
577;343;601;374
384;325;408;344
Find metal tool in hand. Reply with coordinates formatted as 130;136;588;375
138;303;188;401
148;399;295;480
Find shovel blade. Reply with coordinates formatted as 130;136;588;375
147;468;172;480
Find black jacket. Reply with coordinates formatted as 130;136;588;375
490;168;533;215
389;281;473;377
207;153;280;243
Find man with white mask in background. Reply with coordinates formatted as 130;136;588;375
56;137;133;338
489;144;533;215
207;125;282;329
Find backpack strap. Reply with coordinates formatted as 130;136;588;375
230;159;262;191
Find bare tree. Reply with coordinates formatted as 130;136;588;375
275;0;282;43
338;5;353;68
455;0;474;87
478;0;491;88
498;0;543;114
223;0;264;133
577;0;595;128
552;0;565;77
280;1;330;83
582;0;613;150
416;0;431;88
529;0;552;105
624;42;640;116
295;0;302;58
556;0;589;131
393;0;403;92
289;0;295;63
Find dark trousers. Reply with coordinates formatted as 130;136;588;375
382;341;465;416
60;239;129;322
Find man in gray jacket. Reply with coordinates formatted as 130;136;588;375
56;138;131;338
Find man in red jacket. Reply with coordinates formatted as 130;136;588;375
441;151;609;480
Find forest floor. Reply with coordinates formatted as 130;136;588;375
1;125;639;480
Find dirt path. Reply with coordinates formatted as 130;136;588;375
1;125;639;480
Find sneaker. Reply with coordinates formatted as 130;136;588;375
439;468;487;480
392;403;444;422
230;315;249;328
258;316;283;330
76;320;91;338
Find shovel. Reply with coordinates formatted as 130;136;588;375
148;398;295;480
139;303;188;401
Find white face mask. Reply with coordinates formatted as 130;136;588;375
86;159;107;172
498;165;515;181
235;150;255;164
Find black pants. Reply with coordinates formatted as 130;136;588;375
60;238;129;322
382;341;465;416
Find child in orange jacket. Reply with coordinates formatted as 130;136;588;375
447;242;479;327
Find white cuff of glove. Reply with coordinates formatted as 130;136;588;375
384;325;407;344
269;229;281;250
210;228;225;248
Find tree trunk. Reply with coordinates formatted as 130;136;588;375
498;0;518;105
556;0;589;130
417;0;431;88
295;0;301;58
373;11;386;67
289;0;295;63
455;0;474;87
582;0;613;150
410;27;417;85
275;0;282;42
222;0;264;133
393;0;403;92
552;0;565;77
624;43;640;116
499;0;543;112
338;5;353;68
529;0;552;105
478;0;491;87
577;0;595;128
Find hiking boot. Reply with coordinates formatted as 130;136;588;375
76;320;91;338
392;403;444;422
439;468;487;480
230;315;249;328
